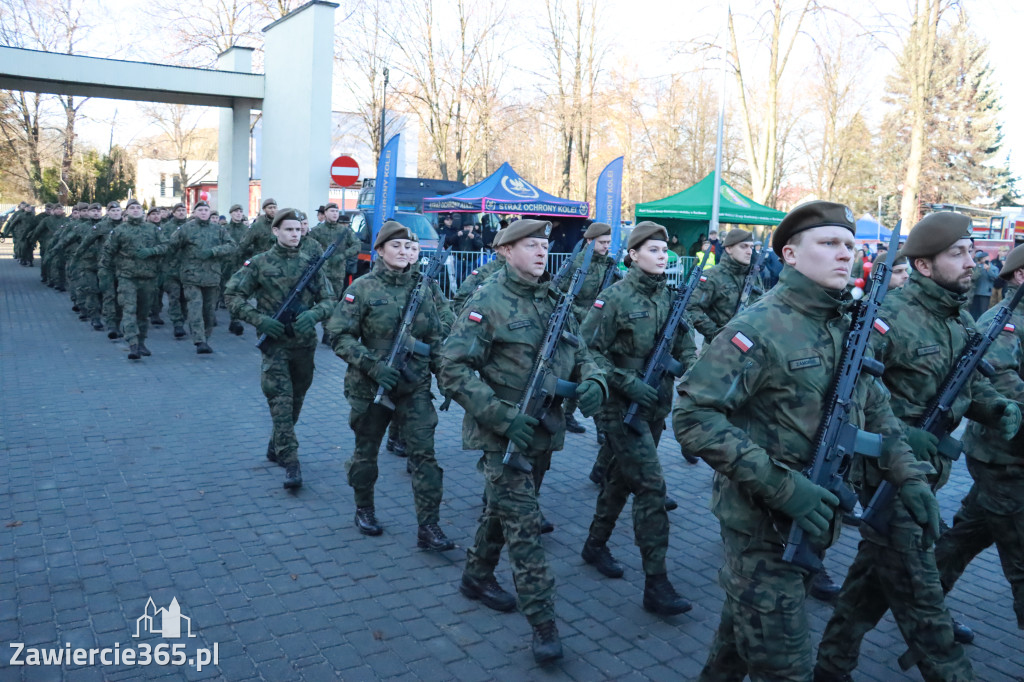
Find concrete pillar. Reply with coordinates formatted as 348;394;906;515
216;46;255;214
262;1;338;216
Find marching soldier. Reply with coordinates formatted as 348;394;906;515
686;227;763;341
86;201;125;338
225;209;336;490
310;202;361;342
223;204;249;335
438;218;607;663
673;201;937;681
69;203;106;330
239;197;278;261
14;203;39;266
450;230;506;312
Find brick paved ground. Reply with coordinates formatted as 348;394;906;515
0;242;1021;681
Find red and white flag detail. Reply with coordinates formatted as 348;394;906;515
593;300;604;309
344;293;355;303
468;311;483;323
1005;323;1016;333
872;319;890;335
731;332;754;353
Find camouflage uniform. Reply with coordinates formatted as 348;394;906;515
326;260;451;524
451;254;504;312
99;216;165;348
43;214;73;290
309;219;361;297
70;216;106;324
672;266;929;682
29;212;59;281
164;218;238;345
238;213;276;261
225;243;335;467
817;270;1013;681
438;263;607;625
580;265;696;575
15;209;41;265
686;251;763;341
82;216;123;331
155;217;189;329
222;218;249;326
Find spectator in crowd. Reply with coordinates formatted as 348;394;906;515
970;249;999;320
991;246;1009;305
707;229;722;257
454;220;485;284
689;234;706;258
695;239;717;268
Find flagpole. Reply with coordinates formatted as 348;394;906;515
710;6;728;239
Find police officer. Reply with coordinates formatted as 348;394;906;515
438;218;607;663
673;201;937;681
326;220;454;551
578;220;696;615
225;209;336;490
816;212;1022;681
686;227;763;341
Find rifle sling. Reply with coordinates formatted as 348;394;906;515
611;353;646;371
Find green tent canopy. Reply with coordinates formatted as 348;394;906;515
635;173;786;225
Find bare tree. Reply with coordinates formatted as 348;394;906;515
143;0;261;67
140;104;215;193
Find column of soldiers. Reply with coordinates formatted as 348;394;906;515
6;196;1024;675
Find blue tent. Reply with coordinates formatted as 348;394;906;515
422;162;589;218
856;216;891;241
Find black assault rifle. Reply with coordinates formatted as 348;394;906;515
860;280;1024;536
622;249;712;432
782;224;902;571
503;241;595;473
599;242;625;292
374;247;452;410
734;231;771;316
254;232;347;350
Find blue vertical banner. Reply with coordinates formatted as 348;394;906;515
371;134;401;258
595;156;624;252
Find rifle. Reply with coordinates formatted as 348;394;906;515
551;238;584;290
599;243;624;292
503;241;596;473
254;232;345;350
782;224;902;571
373;247;452;410
860;280;1024;536
622;249;712;432
735;231;771;316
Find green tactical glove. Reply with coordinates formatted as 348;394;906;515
198;248;216;260
504;413;539;451
292;310;318;334
135;247;155;259
622;376;658;408
369;362;400;391
899;479;941;549
575;379;604;417
773;474;840;537
998;402;1022;440
904;426;939;462
439;395;453;411
256;315;286;339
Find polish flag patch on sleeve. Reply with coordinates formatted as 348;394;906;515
699;275;708;282
872;318;890;335
468;311;483;323
593;299;604;309
344;293;356;303
731;331;754;353
243;259;251;267
1004;323;1016;333
471;269;479;276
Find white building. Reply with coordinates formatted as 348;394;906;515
135;158;217;207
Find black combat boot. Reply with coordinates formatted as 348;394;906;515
643;573;692;615
228;320;244;336
355;506;383;536
386;437;407;457
138;343;151;357
321;330;331;346
78;313;89;321
72;304;80;312
127;344;142;360
581;537;624;578
173;325;186;338
596;430;606;445
107;330;119;340
589;465;605;487
664;496;679;512
682;452;700;464
531;620;563;663
952;617;974;644
195;342;213;354
540;517;554;534
266;440;278;464
809;568;841;604
459;574;516;612
565;414;586;433
283;464;302;489
92;319;104;331
150;315;164;326
417;523;455;551
813;666;853;682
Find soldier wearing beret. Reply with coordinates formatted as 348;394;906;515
16;203;43;266
44;203;82;293
686;227;764;341
578;220;696;615
438;218;608;663
67;203;105;328
324;220;454;550
80;201;126;337
1;202;27;258
934;243;1024;638
309;202;361;338
222;204;250;335
154;203;191;338
225;209;336;489
816;211;1022;680
239;197;278;262
673;200;937;681
889;254;910;290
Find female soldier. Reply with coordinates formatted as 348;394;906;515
578;221;697;615
327;221;455;551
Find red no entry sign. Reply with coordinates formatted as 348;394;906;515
330;155;360;188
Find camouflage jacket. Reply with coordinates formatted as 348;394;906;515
0;211;22;238
451;255;504;312
48;218;79;254
76;218;122;271
326;260;450;400
165;219;238;287
438;263;608;453
28;214;61;249
309;220;361;280
672;266;929;541
158;218;189;276
299;234;324;259
225;219;249;269
238;214;276;261
225;243;336;350
558;249;618;321
581;266;697;421
64;218;101;264
100;217;165;279
19;212;43;240
963;285;1024;467
686;252;763;341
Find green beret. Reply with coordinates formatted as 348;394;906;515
583;222;611;239
88;203;102;211
146;206;161;216
999;244;1024;280
899;212;973;260
193;200;209;209
772;200;855;256
374;220;416;248
493;219;551;247
723;228;753;248
628;221;669;250
262;197;277;209
324;202;339;211
271;208;301;229
229;204;244;213
490;228;505;247
107;201;121;210
74;202;88;211
125;199;141;208
172;202;185;211
893;255;908;267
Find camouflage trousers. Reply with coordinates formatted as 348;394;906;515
101;276;121;331
345;390;443;525
935;458;1024;630
222;264;245;324
588;410;669;575
260;344;316;466
74;268;100;321
465;449;555;626
183;284;218;343
699;526;813;682
159;276;186;326
817;514;973;682
117;277;156;345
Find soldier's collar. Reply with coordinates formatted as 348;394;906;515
773;266;847;320
626;264;667;294
907;270;968;316
501;262;549;299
